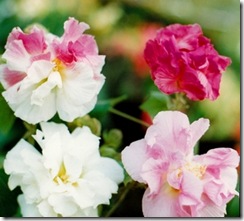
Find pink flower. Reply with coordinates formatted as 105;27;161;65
144;24;231;100
121;111;239;217
0;17;105;124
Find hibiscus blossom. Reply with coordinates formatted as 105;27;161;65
4;122;124;217
144;24;231;100
121;111;239;217
0;17;105;124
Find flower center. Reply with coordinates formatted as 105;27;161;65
52;58;66;79
53;162;69;184
177;162;206;179
53;162;79;187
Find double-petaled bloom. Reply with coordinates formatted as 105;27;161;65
0;17;105;124
4;122;124;217
122;111;239;217
144;24;231;100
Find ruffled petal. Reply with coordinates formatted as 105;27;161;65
142;187;179;217
189;118;209;149
18;195;42;217
145;111;192;154
121;139;148;183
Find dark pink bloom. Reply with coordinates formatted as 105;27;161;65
144;24;231;100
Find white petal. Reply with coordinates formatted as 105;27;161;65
3;139;41;190
31;71;62;106
3;81;56;124
18;195;42;217
48;194;78;217
37;200;57;217
26;60;54;83
96;157;124;184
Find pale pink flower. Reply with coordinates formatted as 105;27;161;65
0;17;105;124
144;24;231;100
121;111;239;217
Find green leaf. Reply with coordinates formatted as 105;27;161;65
90;95;127;118
68;115;102;136
0;154;5;169
140;91;170;118
0;84;16;134
103;129;123;149
123;170;133;186
0;168;21;217
100;146;118;158
226;179;240;217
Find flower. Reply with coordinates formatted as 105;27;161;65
4;122;124;217
121;111;239;217
0;17;105;124
144;23;231;100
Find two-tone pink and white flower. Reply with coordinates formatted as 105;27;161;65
0;17;105;124
4;122;124;217
122;111;239;217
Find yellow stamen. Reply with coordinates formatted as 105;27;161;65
177;162;206;179
52;58;65;79
53;162;69;184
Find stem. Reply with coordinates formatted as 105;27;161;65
109;107;150;128
170;93;189;112
104;181;138;217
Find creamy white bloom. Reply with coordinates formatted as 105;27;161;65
4;122;124;217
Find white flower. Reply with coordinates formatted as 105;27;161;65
4;122;124;217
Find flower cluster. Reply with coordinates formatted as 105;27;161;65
1;18;124;217
144;24;231;100
122;111;239;217
0;19;239;218
0;17;105;124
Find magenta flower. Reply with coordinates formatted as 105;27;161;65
144;24;231;100
121;111;239;217
0;17;105;124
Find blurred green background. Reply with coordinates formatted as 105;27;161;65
0;0;240;217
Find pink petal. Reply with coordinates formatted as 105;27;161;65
157;23;202;51
121;139;148;183
145;111;192;155
203;148;240;168
2;39;30;72
17;26;47;55
70;35;98;56
141;158;169;194
62;17;89;43
198;195;226;217
0;65;26;88
178;170;203;216
189;118;209;149
142;186;179;217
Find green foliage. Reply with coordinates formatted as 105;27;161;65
140;91;170;118
22;122;37;145
0;168;20;217
91;95;127;118
102;129;123;149
68;115;102;136
226;179;240;217
0;84;15;134
100;128;123;162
